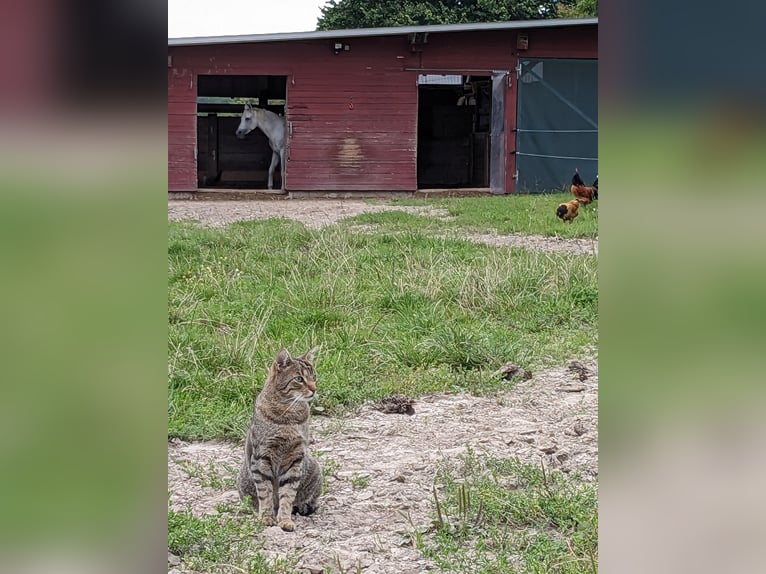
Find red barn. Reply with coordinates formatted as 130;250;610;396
168;19;597;195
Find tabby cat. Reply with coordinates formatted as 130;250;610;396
237;347;322;531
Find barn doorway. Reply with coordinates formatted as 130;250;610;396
417;75;492;189
196;75;287;189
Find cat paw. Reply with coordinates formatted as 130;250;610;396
261;515;276;527
278;518;295;532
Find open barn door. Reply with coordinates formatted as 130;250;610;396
416;74;492;189
515;59;598;193
196;75;287;190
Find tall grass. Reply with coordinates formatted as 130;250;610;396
168;217;597;440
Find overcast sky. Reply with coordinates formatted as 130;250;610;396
168;0;327;38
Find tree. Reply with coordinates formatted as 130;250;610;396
316;0;564;31
558;0;598;18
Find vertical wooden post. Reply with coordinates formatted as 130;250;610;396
489;72;507;194
207;113;219;184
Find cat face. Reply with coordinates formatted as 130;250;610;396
272;348;318;402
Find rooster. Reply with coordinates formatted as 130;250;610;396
556;199;581;222
571;168;598;204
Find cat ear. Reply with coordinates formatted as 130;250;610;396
302;346;319;363
275;348;291;369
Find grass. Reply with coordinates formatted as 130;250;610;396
370;193;599;238
413;448;598;573
168;196;598;571
168;213;597;440
168;502;300;573
350;474;371;490
174;459;238;491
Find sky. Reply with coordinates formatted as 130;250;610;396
168;0;327;38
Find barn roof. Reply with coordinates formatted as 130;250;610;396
168;18;597;46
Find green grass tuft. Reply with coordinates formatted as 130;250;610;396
417;449;598;573
168;504;300;573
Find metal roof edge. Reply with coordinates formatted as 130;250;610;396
168;18;598;46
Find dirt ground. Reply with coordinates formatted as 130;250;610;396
167;199;598;573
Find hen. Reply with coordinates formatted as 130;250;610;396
571;168;598;204
556;199;580;222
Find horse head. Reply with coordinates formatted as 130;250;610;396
235;103;257;139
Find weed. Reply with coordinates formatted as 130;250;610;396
418;449;598;573
175;459;237;491
350;474;370;490
168;505;299;573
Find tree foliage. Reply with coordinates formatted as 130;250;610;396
558;0;598;18
316;0;568;31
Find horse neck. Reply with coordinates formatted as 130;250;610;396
255;109;284;147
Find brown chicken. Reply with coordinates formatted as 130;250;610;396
556;199;581;222
570;168;598;204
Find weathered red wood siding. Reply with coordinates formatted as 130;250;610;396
168;68;197;191
286;37;419;191
167;24;597;193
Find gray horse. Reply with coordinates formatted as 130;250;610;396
235;103;286;190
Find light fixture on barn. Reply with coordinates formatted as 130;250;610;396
333;42;350;55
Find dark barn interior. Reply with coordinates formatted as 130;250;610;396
417;76;491;188
196;74;287;188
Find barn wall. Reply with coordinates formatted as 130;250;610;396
286;37;420;191
168;68;197;191
167;24;597;193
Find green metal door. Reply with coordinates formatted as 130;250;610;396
515;58;598;193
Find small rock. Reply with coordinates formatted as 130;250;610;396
392;474;406;483
372;394;416;415
167;552;180;566
573;421;587;436
556;383;586;392
539;443;557;454
568;360;591;381
493;362;532;381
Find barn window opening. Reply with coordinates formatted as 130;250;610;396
417;75;492;189
196;74;287;189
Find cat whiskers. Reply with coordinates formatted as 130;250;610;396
280;394;303;416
